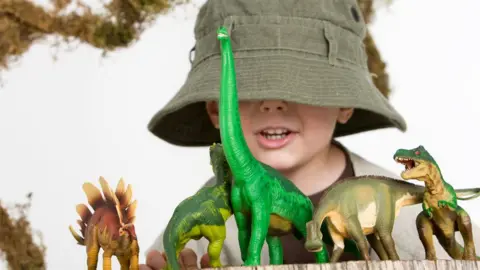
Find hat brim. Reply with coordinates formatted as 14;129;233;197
148;51;407;146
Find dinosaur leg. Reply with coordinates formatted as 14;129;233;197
207;238;225;267
130;239;140;270
244;202;270;266
86;227;100;270
376;232;399;260
416;212;437;260
456;207;477;260
266;235;283;264
117;256;129;270
346;217;370;260
367;233;388;260
328;226;345;263
103;250;113;270
203;223;227;268
231;187;250;262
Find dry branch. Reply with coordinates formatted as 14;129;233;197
0;193;46;270
0;0;185;70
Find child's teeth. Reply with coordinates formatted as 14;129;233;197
264;128;288;135
265;134;287;140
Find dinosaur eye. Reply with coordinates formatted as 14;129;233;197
415;151;420;155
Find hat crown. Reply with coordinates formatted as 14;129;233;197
194;0;367;40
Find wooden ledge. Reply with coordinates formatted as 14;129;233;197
206;260;480;270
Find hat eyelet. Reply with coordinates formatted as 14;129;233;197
350;7;360;22
189;45;196;64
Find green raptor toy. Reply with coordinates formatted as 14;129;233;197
216;26;330;265
304;175;480;262
394;145;480;260
162;143;233;270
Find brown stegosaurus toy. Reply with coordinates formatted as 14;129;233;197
69;177;139;270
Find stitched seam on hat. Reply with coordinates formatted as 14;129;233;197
190;51;365;76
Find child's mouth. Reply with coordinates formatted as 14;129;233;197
260;128;291;140
256;128;296;149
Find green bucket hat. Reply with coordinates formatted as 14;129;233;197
148;0;407;147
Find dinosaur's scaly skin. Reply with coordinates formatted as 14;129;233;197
162;143;233;270
216;26;329;265
305;175;480;262
394;145;480;260
69;177;139;270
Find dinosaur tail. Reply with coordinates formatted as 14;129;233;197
69;224;85;245
162;217;182;270
68;203;93;246
454;188;480;200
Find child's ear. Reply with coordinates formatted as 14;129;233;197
206;101;220;129
337;108;354;124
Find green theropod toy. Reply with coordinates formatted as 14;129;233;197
162;143;233;270
216;26;330;265
394;145;480;260
304;175;480;262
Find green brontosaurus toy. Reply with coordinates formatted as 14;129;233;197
304;175;480;262
216;26;330;265
162;143;233;270
394;145;480;260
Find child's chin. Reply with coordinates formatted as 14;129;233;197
257;152;298;172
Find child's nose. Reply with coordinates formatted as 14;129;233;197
259;100;288;113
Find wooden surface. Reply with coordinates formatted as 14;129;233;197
207;260;480;270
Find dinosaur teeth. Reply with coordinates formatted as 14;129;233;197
394;157;416;170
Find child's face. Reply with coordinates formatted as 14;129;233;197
206;100;353;172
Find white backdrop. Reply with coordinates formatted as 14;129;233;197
0;0;479;269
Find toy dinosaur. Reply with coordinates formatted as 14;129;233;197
162;143;233;270
394;145;480;260
69;177;139;270
216;26;331;265
304;175;480;262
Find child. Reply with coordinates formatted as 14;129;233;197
140;0;480;269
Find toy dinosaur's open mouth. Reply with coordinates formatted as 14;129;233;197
394;157;418;171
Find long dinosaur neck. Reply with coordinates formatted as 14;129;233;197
312;201;335;226
218;30;262;184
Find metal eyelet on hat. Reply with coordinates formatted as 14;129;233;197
350;6;360;22
189;45;196;64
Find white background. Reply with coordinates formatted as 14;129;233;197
1;0;479;269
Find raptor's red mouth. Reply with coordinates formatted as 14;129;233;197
394;157;417;171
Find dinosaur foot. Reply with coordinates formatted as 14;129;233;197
243;257;261;266
426;253;437;260
463;253;477;260
304;240;324;252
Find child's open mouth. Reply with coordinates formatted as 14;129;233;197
256;128;296;149
260;128;291;140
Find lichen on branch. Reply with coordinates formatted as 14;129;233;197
0;193;46;270
0;0;184;70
